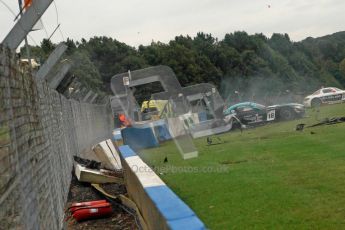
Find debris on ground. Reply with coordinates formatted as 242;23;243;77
74;156;102;170
100;169;123;178
219;159;248;165
92;184;148;229
92;139;122;171
295;124;305;131
66;154;141;230
163;156;168;163
66;175;138;230
206;136;226;145
308;116;345;127
66;200;113;222
74;162;124;184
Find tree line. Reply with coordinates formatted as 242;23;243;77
23;31;345;103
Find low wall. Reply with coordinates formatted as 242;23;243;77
0;45;113;229
118;145;205;230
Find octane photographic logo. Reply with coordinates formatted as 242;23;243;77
130;164;229;174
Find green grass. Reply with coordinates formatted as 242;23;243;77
139;103;345;229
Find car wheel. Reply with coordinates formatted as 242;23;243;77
233;119;243;130
279;108;295;120
311;98;321;108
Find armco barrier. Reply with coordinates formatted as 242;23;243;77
118;145;206;230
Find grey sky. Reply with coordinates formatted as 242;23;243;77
1;0;344;47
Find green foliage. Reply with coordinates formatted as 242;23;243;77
65;38;77;55
269;33;292;55
20;39;55;64
339;58;345;84
40;39;55;55
25;31;345;99
69;50;103;92
77;36;147;91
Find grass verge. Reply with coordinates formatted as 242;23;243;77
139;103;345;229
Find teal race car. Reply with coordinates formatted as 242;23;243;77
223;102;305;128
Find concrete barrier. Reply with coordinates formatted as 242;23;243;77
93;139;122;170
118;145;206;230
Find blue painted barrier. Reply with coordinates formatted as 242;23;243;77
121;127;159;151
198;111;207;122
118;145;206;230
154;124;172;141
137;119;172;141
112;128;123;140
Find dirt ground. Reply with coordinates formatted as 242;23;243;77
65;174;138;230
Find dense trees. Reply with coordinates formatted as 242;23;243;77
24;31;345;101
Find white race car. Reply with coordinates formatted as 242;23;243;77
304;87;345;107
